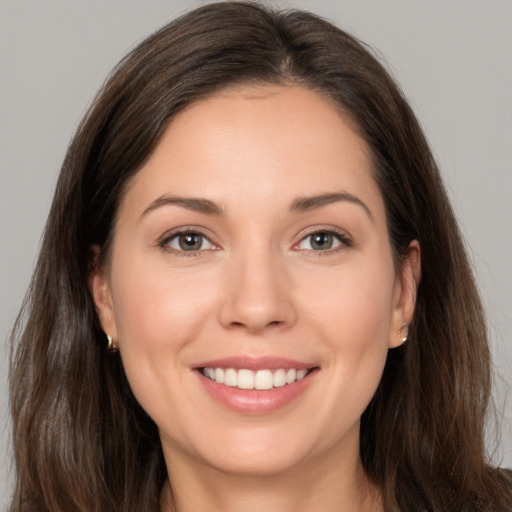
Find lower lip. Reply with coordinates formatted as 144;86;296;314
196;369;317;414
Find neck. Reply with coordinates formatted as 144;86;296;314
160;440;382;512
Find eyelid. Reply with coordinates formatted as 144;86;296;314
156;224;351;255
158;226;220;254
292;225;352;253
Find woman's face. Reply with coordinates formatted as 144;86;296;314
92;85;418;477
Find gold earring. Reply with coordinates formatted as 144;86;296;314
106;334;118;352
398;322;409;344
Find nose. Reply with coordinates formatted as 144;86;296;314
218;248;297;334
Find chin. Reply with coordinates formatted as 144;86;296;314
203;448;309;478
185;422;333;478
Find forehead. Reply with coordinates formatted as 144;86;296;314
118;85;385;224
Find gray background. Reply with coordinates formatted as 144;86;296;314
1;0;511;507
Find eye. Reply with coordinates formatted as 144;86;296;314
296;230;348;251
163;231;215;252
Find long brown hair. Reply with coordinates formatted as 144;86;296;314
9;2;511;511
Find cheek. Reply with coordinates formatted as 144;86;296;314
303;256;395;343
111;256;217;349
300;257;395;407
108;255;219;410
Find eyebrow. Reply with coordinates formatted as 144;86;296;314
140;191;373;221
140;195;223;219
290;191;373;221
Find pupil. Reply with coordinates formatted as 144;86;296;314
312;232;332;250
179;233;201;250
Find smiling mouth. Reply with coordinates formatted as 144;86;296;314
200;367;312;390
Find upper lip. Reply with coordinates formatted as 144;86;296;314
192;356;316;371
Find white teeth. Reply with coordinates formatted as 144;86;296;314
255;370;273;390
296;369;308;380
286;368;296;384
237;369;254;389
202;367;311;389
273;369;287;387
224;368;237;387
214;368;225;384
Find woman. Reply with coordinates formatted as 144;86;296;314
9;2;511;511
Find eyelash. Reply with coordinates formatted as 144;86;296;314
159;227;217;257
158;227;352;256
294;227;352;255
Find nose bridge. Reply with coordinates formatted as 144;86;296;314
219;240;295;333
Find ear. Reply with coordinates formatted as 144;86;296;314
88;245;118;343
388;240;421;348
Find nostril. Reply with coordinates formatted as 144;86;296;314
227;318;284;333
219;286;297;333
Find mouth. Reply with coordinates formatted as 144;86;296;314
193;357;319;414
200;367;311;390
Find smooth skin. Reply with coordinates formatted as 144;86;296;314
91;85;420;512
